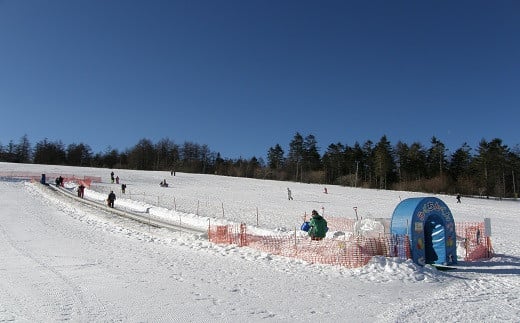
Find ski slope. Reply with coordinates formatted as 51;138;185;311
0;162;519;322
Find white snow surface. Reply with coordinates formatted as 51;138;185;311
0;162;519;322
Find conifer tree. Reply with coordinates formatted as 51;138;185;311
373;135;395;189
267;144;284;170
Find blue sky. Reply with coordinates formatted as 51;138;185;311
1;1;519;160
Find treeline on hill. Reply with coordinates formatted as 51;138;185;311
1;133;519;198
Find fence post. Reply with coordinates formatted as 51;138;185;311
240;223;247;246
294;227;297;253
148;209;151;233
207;218;211;241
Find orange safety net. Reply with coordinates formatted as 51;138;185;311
208;220;492;268
0;172;101;186
325;217;357;232
208;223;411;269
455;221;494;261
62;176;93;188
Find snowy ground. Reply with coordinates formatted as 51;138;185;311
0;162;519;322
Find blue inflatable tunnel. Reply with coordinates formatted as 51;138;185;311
390;197;457;266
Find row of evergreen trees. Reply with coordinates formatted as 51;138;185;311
1;134;519;198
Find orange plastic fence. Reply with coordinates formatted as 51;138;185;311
326;217;356;232
208;223;411;268
208;220;491;268
455;221;493;261
0;172;101;187
62;176;93;188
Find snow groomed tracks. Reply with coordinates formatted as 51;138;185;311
42;183;206;236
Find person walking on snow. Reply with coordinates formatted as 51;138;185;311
107;190;116;208
77;184;85;198
308;210;327;241
287;188;293;200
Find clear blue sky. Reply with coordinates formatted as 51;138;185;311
1;0;519;160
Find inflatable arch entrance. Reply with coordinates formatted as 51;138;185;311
390;197;457;266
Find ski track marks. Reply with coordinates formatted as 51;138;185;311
2;179;519;322
19;182;296;320
0;184;86;321
378;270;520;322
0;182;113;321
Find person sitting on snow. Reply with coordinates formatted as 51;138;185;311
308;210;328;241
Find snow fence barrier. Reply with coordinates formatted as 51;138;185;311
455;221;494;261
208;222;411;269
208;219;492;268
0;171;101;188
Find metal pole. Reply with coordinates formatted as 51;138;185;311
355;160;359;187
294;227;297;251
512;170;517;197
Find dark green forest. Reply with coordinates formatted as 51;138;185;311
1;133;519;198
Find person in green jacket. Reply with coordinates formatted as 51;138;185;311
308;210;328;240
